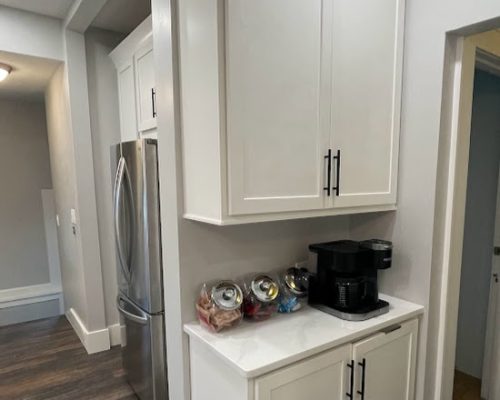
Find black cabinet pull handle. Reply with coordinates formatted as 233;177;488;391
332;149;341;196
346;360;354;399
323;149;332;196
152;88;157;118
357;358;366;400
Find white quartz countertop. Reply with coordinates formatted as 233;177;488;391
184;294;424;378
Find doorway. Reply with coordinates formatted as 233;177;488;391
453;66;500;400
433;28;500;400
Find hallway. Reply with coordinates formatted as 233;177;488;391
0;317;135;400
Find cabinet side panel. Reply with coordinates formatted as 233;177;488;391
190;339;251;400
178;0;223;221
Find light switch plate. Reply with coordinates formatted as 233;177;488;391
56;214;60;227
70;209;77;225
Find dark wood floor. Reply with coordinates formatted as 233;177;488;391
0;316;137;400
453;369;481;400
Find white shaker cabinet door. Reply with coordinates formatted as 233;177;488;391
225;0;332;216
134;38;157;133
255;344;352;400
352;319;418;400
330;0;404;208
117;62;138;142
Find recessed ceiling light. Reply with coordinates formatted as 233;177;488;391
0;63;12;82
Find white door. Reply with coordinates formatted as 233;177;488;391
225;0;332;216
330;0;404;208
255;344;352;400
352;319;418;400
481;166;500;400
134;37;157;133
117;62;138;142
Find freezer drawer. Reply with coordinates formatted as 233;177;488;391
117;295;168;400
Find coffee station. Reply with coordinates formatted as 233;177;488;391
184;240;424;400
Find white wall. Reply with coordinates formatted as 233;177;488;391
85;27;124;329
349;2;500;399
455;69;500;378
0;6;63;61
152;2;352;399
0;99;52;290
45;64;88;325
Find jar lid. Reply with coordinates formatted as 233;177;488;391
211;281;243;310
251;274;279;302
284;267;308;296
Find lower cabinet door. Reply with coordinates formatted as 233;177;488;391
352;319;418;400
255;344;352;400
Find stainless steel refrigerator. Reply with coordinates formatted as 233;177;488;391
111;139;168;400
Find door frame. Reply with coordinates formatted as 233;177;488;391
432;30;500;400
481;165;500;399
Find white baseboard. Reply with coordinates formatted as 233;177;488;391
0;283;62;309
66;308;111;354
108;323;123;347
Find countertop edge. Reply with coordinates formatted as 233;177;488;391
184;303;424;379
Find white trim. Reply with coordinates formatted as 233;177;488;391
0;283;62;309
183;204;397;226
433;31;500;400
66;308;111;354
108;323;123;347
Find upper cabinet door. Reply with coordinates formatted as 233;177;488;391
330;0;404;208
117;62;139;142
134;38;157;133
255;344;352;400
226;0;332;216
352;319;418;400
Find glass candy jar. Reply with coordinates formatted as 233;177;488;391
196;280;243;332
277;267;309;313
242;273;280;321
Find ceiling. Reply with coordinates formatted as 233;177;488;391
0;0;150;35
0;51;61;100
0;0;74;19
91;0;151;34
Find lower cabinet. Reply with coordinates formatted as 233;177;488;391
189;318;418;400
352;319;418;400
255;344;351;400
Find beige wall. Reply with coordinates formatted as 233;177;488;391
0;99;53;290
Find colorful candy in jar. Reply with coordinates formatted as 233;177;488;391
243;274;279;321
277;267;309;313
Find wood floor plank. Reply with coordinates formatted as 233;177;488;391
0;316;137;400
453;369;481;400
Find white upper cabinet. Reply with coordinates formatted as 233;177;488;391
116;62;138;142
110;16;156;141
330;0;404;208
178;0;405;225
255;344;351;400
226;0;331;215
134;38;156;133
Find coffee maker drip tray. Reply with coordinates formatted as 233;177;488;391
310;300;390;322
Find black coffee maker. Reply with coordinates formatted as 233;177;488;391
308;239;392;321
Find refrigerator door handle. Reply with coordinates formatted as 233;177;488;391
117;295;149;325
114;157;131;282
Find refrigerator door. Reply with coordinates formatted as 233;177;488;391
117;295;168;400
112;139;163;314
